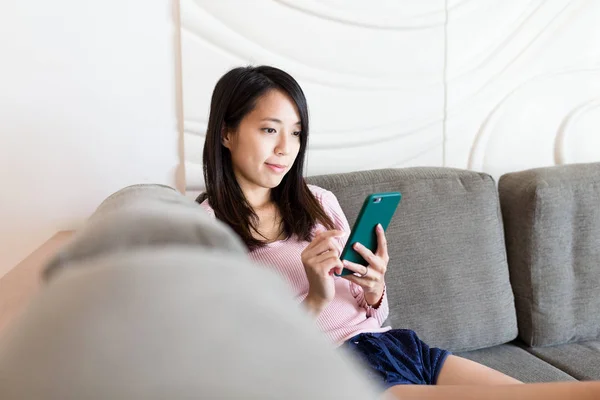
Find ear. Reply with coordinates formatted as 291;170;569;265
221;125;231;148
221;126;233;149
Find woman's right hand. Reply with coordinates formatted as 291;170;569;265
300;229;345;316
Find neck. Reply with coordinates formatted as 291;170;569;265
240;184;272;211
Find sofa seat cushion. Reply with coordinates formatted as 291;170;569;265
524;341;600;380
308;168;518;352
458;343;576;383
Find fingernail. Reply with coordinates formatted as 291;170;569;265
377;224;383;231
343;260;348;266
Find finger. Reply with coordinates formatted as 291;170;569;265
313;226;325;237
315;252;344;275
341;271;364;286
375;224;388;259
351;242;376;266
330;258;345;276
314;251;340;265
342;260;369;277
311;237;340;258
316;229;345;240
308;229;345;251
342;269;380;292
306;227;331;251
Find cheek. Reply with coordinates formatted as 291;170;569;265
237;137;269;165
229;143;253;170
231;136;254;157
292;140;302;156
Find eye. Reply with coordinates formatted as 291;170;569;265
292;131;302;137
262;128;276;134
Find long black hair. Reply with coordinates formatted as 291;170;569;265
197;65;334;250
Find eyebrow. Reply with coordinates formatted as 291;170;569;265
260;118;301;126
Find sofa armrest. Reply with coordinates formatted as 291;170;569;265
0;231;73;334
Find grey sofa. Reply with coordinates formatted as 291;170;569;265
0;184;381;399
307;162;600;383
0;162;598;398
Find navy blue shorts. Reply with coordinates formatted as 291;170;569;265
342;329;451;389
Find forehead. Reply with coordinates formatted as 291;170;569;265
247;89;300;122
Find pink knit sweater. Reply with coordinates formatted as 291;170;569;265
199;185;391;345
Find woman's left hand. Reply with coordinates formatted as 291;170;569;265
341;223;388;306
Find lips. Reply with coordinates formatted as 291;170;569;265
266;163;286;169
265;162;287;173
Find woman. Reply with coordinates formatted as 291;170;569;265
197;65;599;399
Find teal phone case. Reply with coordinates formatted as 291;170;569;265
337;192;402;277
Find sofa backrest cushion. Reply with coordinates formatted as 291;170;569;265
308;168;518;352
499;162;600;347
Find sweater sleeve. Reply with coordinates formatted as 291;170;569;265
349;282;389;326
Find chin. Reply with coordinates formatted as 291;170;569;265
260;171;288;189
265;178;284;189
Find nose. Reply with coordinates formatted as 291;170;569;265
275;131;290;156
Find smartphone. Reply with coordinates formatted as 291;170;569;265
336;192;402;277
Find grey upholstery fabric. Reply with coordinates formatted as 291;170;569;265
44;184;246;281
0;185;380;399
457;343;576;383
524;341;600;381
499;162;600;347
308;168;518;352
0;249;380;399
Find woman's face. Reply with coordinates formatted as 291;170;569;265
223;89;302;193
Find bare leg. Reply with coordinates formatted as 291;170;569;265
435;355;522;385
384;381;600;400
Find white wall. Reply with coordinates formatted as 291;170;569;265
2;0;599;276
181;0;600;191
180;0;445;189
446;0;600;178
0;1;182;276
